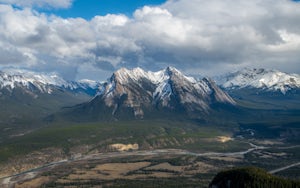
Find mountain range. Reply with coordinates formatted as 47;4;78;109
216;68;300;94
0;67;299;123
2;67;299;99
0;69;100;96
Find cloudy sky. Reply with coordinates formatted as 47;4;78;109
0;0;299;81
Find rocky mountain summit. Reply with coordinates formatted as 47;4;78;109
72;67;235;120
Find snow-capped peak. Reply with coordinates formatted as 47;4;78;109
113;67;150;84
112;66;197;85
0;69;100;94
96;67;235;118
217;68;300;94
1;69;68;88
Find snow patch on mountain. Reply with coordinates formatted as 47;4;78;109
153;80;172;106
217;68;300;94
78;79;101;89
0;69;100;94
95;67;235;118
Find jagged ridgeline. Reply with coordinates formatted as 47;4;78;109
59;67;236;121
1;67;299;123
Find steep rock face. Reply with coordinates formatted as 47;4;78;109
95;68;156;118
217;68;300;94
87;67;235;119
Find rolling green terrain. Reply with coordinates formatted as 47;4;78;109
0;92;299;178
0;119;244;162
227;88;300;110
0;87;91;142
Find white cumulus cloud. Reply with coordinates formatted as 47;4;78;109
0;0;300;80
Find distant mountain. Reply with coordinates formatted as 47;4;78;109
65;67;235;121
216;68;300;94
214;68;300;110
0;69;100;127
0;69;101;96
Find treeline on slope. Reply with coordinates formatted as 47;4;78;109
209;167;300;188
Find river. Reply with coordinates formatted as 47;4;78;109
0;143;299;187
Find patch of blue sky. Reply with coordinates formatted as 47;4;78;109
44;0;167;19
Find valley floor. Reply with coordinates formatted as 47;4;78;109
1;142;299;188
